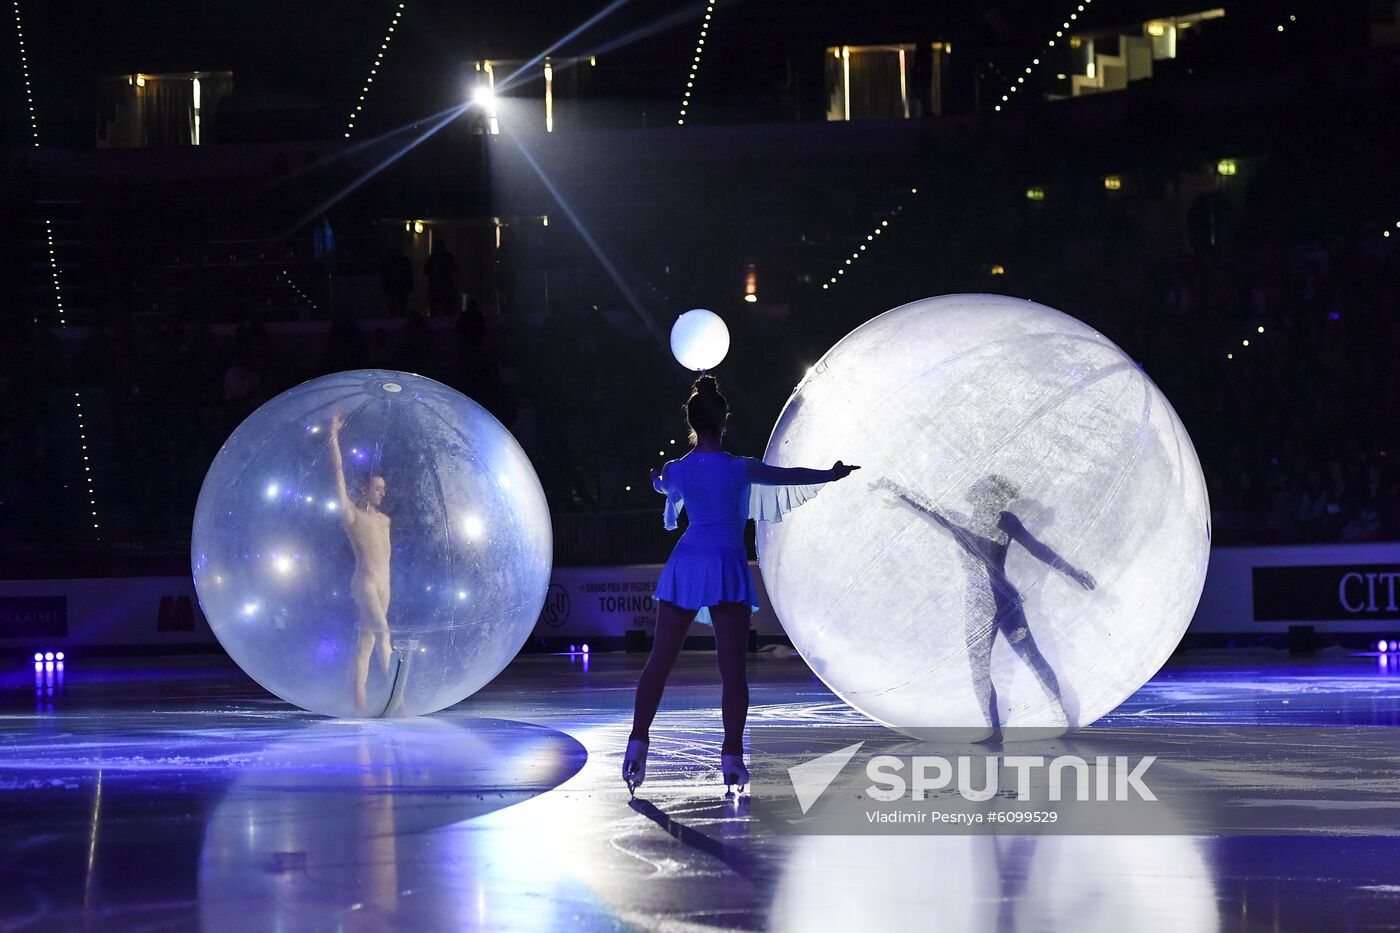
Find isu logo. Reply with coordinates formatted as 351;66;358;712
540;584;570;628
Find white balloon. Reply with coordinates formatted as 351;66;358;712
757;294;1210;737
670;308;730;371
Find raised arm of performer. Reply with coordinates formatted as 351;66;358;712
999;513;1096;590
328;413;355;521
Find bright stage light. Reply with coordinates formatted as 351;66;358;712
472;85;496;107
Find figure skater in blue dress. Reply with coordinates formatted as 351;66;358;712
623;376;859;795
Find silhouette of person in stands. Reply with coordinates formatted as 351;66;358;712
328;413;393;714
876;475;1095;741
424;241;458;316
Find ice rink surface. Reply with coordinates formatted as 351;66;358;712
4;648;1400;932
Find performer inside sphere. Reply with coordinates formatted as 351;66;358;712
877;475;1095;742
328;413;394;715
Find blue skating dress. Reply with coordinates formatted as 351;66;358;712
652;451;827;625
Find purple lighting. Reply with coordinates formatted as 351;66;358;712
314;638;340;662
1327;311;1341;321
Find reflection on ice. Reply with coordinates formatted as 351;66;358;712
197;718;586;933
771;832;1217;933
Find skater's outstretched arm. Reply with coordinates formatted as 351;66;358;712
1000;513;1095;590
744;458;856;523
747;459;859;486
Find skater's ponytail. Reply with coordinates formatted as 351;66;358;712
686;376;729;445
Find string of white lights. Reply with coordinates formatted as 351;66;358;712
15;1;102;535
50;209;101;533
279;269;320;311
42;219;67;326
1224;324;1266;361
994;0;1094;113
12;0;37;145
677;0;716;126
345;2;406;139
73;390;101;534
820;188;919;290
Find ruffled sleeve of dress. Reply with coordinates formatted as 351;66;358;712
654;464;683;531
743;457;830;524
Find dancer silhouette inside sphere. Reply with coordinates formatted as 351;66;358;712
878;475;1095;741
623;376;860;795
328;413;394;714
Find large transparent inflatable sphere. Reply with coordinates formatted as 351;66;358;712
192;370;552;718
757;295;1210;736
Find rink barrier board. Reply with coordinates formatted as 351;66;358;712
2;543;1400;652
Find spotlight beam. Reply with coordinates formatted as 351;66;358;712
272;0;718;236
502;130;664;347
497;0;633;93
253;102;467;198
274;102;470;247
493;0;710;95
575;4;704;61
